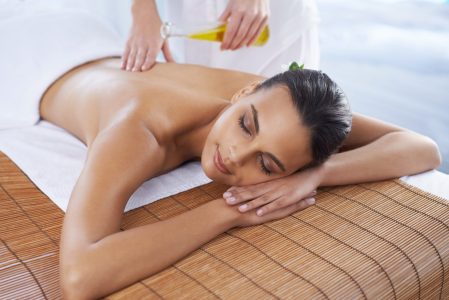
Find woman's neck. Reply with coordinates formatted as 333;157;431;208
174;101;230;160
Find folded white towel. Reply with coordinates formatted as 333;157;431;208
0;121;211;212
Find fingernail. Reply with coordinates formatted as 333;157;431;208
223;192;232;198
312;190;317;196
238;204;248;212
256;209;263;216
307;198;316;205
226;197;236;204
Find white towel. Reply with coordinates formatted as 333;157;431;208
0;121;211;212
0;8;211;212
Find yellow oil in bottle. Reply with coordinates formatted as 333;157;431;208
187;24;270;46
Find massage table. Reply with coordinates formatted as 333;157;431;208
1;150;448;299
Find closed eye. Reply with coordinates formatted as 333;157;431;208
238;115;251;136
258;154;272;176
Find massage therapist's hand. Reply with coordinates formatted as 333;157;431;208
122;0;174;72
223;165;325;217
218;0;270;50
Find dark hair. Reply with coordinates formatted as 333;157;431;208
256;69;352;169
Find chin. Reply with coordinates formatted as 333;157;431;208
200;158;226;183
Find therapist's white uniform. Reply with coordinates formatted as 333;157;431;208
162;0;320;76
48;0;320;76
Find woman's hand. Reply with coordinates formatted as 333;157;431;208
223;165;325;218
218;0;270;50
234;195;316;228
122;0;174;72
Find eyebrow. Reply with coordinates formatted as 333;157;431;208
250;104;286;172
251;104;259;133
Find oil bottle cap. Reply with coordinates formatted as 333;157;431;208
160;22;173;39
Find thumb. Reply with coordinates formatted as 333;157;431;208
162;41;175;63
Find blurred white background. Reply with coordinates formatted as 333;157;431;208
317;0;449;173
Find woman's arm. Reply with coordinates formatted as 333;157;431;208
59;117;239;299
320;112;441;185
222;112;442;216
63;199;239;300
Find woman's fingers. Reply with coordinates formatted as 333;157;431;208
246;1;270;46
217;5;232;50
256;194;316;216
238;196;316;228
141;51;156;71
240;16;262;48
125;47;137;72
133;48;146;72
121;44;131;70
218;0;270;50
237;190;283;212
221;13;243;50
246;16;267;47
238;189;316;215
140;41;174;71
123;17;165;72
223;182;272;204
229;14;254;50
162;41;175;63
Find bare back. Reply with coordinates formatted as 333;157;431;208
40;58;264;148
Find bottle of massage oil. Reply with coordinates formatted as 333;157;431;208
160;22;270;46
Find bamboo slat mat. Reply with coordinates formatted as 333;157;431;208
0;151;448;300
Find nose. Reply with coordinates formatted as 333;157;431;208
227;144;255;167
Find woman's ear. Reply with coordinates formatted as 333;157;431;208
231;80;263;104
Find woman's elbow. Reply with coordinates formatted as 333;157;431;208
60;255;95;300
409;132;442;170
422;136;442;170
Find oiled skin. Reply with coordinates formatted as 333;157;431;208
41;58;264;172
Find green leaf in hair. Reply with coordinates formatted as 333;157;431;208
289;62;305;71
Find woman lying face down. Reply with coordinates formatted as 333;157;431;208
202;69;351;186
55;63;440;300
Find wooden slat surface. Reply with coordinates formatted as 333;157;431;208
0;152;448;299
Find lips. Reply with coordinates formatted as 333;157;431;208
214;146;231;175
